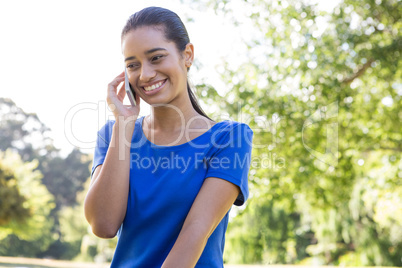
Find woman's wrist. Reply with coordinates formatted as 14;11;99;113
115;114;137;127
113;116;137;148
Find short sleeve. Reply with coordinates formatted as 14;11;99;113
205;122;253;206
91;120;114;177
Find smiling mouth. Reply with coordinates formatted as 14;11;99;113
143;79;167;92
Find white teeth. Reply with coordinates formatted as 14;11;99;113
144;81;163;91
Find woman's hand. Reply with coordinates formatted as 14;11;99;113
107;72;140;122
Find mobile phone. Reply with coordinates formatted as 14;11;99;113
125;70;137;106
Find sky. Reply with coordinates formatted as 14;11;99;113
0;0;338;156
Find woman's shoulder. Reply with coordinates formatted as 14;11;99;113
213;119;253;132
209;120;253;144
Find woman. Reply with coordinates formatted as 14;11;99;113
84;6;253;267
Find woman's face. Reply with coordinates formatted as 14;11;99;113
122;26;193;106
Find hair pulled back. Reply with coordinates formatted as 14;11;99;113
122;6;211;120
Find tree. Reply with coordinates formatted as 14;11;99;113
0;98;91;209
0;159;30;225
186;0;401;265
0;98;57;162
0;150;55;256
0;98;91;259
41;148;92;209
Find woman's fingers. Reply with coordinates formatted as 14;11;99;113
117;81;126;101
108;73;125;94
106;72;140;119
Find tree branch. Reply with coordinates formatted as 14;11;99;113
342;59;375;85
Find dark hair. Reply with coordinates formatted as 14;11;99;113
121;6;212;121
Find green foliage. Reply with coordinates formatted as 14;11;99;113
0;98;91;259
0;98;91;209
0;160;30;225
0;150;55;255
191;0;401;265
41;149;92;209
225;198;306;264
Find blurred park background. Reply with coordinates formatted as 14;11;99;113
0;0;401;266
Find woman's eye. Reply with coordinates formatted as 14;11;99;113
127;63;140;69
151;55;164;62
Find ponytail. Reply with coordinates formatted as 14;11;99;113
187;82;213;121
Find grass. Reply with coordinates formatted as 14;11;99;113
0;257;108;268
0;257;399;268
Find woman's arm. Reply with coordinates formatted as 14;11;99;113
84;119;135;238
84;72;140;238
162;177;240;268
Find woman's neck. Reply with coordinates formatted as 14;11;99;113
147;103;202;132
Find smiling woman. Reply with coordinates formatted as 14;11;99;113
122;27;189;103
121;6;211;120
83;6;253;268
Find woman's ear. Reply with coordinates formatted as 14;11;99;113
184;43;194;68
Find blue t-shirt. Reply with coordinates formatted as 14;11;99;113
92;116;253;267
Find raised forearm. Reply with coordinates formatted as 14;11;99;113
84;119;135;238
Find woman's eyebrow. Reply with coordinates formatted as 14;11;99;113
125;48;167;62
146;47;167;54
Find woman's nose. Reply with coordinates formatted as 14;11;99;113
140;63;156;82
